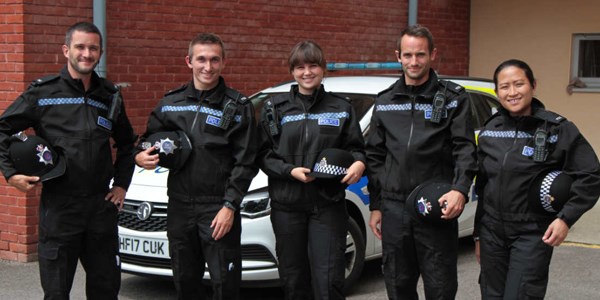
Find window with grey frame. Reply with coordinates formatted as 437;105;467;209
570;34;600;92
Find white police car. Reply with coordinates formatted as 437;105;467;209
117;63;499;290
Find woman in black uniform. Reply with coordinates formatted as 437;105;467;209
256;40;366;300
474;59;600;299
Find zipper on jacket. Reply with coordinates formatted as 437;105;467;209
83;91;93;175
499;120;521;214
298;91;321;210
299;98;315;209
190;91;206;132
406;95;416;189
188;91;207;200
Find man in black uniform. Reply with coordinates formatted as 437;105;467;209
0;22;136;299
366;24;477;299
135;33;257;300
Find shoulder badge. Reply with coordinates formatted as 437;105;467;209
270;93;288;106
483;111;502;126
29;74;60;88
101;79;118;93
328;92;351;102
376;82;396;97
438;79;465;95
225;89;248;105
536;110;566;124
164;84;187;97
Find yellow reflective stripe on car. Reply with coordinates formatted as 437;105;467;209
463;85;497;97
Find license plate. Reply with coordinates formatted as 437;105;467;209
119;234;170;259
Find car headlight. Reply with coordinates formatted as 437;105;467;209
241;188;271;219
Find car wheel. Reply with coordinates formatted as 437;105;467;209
344;217;365;293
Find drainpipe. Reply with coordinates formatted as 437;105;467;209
408;0;418;26
93;0;107;78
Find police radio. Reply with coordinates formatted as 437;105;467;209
533;127;548;162
107;85;122;123
430;92;446;124
218;100;237;130
430;82;448;124
265;100;279;136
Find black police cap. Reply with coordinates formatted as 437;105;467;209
528;170;573;215
141;131;192;171
8;133;66;182
406;181;455;224
308;148;354;180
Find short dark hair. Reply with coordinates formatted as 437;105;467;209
288;40;326;73
65;22;103;48
493;59;536;89
188;33;225;59
397;24;435;53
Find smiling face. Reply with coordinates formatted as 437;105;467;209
495;66;536;117
62;30;102;79
287;41;327;95
186;43;225;90
292;63;324;95
397;35;436;86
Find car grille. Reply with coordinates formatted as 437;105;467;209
241;244;276;261
120;244;277;270
118;199;277;269
118;199;167;232
120;253;172;269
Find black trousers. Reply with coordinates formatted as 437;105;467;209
38;192;120;300
270;201;347;300
478;214;554;300
167;200;242;300
381;200;458;300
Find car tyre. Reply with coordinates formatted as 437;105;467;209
344;216;366;294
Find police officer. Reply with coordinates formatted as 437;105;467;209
0;22;136;300
256;40;366;300
366;24;477;299
474;59;600;299
135;33;257;300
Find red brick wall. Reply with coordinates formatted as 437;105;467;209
0;0;470;262
419;0;471;76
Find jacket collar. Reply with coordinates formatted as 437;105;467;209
498;97;546;119
60;66;102;93
185;76;228;104
288;84;326;106
393;69;439;97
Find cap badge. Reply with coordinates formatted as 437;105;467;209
417;196;432;216
155;138;177;155
318;157;328;168
36;144;54;166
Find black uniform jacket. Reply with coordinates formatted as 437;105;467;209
139;77;257;208
366;70;477;210
257;84;366;211
474;99;600;233
0;66;136;195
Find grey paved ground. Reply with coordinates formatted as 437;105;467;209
1;202;599;299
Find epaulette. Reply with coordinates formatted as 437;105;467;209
536;110;566;124
438;79;465;95
376;82;396;97
102;79;118;93
164;84;188;96
270;93;288;106
328;92;351;102
29;74;60;88
225;88;248;105
483;111;502;126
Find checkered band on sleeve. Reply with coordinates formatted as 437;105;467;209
312;162;348;176
539;170;561;213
